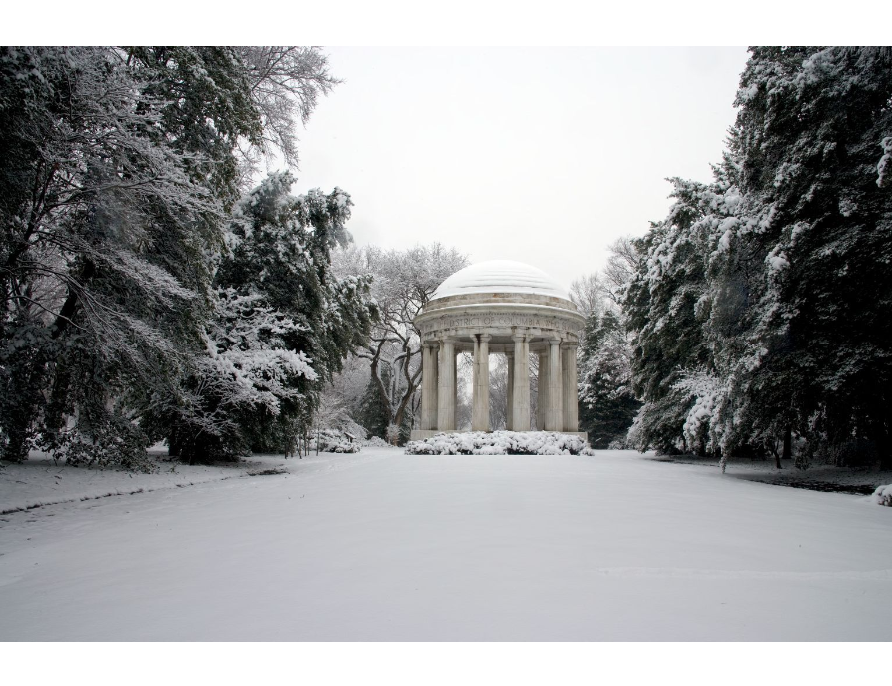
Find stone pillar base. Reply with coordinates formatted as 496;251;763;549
409;429;588;441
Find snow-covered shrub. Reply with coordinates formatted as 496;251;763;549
607;436;631;450
873;484;892;507
404;431;595;456
314;429;361;453
363;436;389;448
37;420;156;473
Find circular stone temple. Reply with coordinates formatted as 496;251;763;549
410;260;587;440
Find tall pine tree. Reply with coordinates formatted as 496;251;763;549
625;47;892;469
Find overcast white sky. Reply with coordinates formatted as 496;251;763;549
290;47;750;289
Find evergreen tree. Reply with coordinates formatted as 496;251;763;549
0;47;230;466
730;47;892;467
358;373;391;440
579;310;641;448
625;47;892;469
397;406;414;446
623;178;718;455
0;46;355;468
162;172;376;462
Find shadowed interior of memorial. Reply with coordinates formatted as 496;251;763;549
411;261;587;440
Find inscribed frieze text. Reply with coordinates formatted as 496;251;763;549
419;312;578;335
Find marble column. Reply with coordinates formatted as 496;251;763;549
505;352;514;430
421;342;438;430
562;343;578;432
537;350;549;430
430;343;439;429
472;334;491;432
511;334;531;431
421;343;432;430
546;339;563;431
453;349;459;426
437;338;455;431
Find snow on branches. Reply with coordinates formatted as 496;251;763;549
877;137;892;188
203;289;316;416
334;243;467;442
624;47;892;468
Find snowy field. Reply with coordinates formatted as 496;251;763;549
1;447;891;641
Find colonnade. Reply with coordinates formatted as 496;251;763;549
419;334;579;433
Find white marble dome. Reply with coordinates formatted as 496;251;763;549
431;260;571;302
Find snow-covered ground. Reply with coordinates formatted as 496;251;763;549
0;450;296;515
1;447;890;640
650;453;892;495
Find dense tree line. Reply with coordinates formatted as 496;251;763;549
0;46;374;468
623;47;892;469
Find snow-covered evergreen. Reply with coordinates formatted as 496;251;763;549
162;172;376;462
0;46;371;468
578;310;640;448
624;47;892;469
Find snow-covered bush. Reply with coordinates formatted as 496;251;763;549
405;431;595;456
873;484;892;507
363;436;390;448
314;429;361;453
37;420;156;474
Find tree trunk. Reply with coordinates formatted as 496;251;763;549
168;428;181;457
781;424;792;468
8;259;99;462
2;414;32;463
878;421;892;471
51;260;94;340
1;345;50;462
46;359;72;433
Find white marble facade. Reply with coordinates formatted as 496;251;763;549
410;261;587;440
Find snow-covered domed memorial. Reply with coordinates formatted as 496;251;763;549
410;260;586;440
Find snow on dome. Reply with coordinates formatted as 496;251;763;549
431;260;571;301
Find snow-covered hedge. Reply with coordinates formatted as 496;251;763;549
404;431;595;456
874;484;892;507
315;429;361;453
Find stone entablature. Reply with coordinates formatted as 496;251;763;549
416;305;584;342
409;430;589;440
